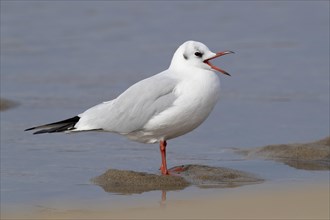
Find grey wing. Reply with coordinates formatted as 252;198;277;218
75;72;178;133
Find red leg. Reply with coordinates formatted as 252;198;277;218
160;140;169;175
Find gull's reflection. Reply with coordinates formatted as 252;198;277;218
159;190;167;208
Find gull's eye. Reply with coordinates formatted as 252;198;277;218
194;52;203;58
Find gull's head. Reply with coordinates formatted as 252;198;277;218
170;41;233;76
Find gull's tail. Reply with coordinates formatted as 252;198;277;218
25;116;80;135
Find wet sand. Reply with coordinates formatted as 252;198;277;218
92;165;263;194
98;184;330;220
90;184;330;220
4;183;329;219
239;137;330;170
0;98;17;111
92;169;190;194
91;137;328;196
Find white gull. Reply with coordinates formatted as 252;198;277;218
26;40;233;175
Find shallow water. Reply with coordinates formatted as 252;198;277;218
1;1;329;214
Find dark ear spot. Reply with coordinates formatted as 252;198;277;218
183;53;188;60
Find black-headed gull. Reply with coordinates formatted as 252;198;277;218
26;41;233;175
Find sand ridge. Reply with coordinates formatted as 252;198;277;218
239;137;330;170
92;164;263;194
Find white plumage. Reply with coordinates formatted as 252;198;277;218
26;40;233;175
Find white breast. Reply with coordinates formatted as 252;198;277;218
126;69;220;143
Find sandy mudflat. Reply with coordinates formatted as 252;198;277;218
92;168;190;194
0;98;18;111
239;137;330;170
103;184;330;220
4;183;329;219
2;139;329;219
92;165;263;194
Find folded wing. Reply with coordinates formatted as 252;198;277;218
75;72;178;133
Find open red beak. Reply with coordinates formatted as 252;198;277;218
203;51;234;76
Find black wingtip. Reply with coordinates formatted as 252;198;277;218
25;127;36;131
32;130;48;135
25;116;80;134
